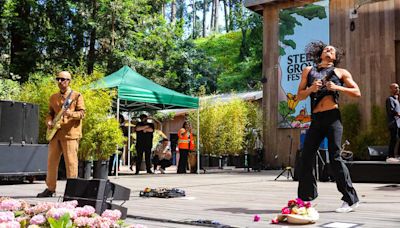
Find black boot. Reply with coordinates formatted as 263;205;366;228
37;189;55;198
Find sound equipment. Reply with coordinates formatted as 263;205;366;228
0;100;39;144
63;179;131;219
346;161;400;183
0;143;47;174
367;146;388;161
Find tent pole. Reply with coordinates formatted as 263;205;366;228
128;112;131;170
197;108;200;174
116;98;120;177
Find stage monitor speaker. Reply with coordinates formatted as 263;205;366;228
367;146;388;161
63;178;130;218
0;100;39;144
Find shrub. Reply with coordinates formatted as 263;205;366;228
0;78;20;100
341;104;389;160
192;97;262;156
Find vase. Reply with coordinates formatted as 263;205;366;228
200;154;209;169
93;160;109;179
78;160;92;179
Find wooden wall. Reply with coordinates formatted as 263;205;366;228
260;0;399;168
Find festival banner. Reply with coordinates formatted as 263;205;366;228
277;0;329;128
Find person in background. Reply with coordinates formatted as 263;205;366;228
177;121;195;174
37;71;85;197
134;114;154;174
385;83;400;163
152;138;172;174
109;114;127;176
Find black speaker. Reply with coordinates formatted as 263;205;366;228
0;100;39;144
367;146;388;161
63;178;130;219
0;143;47;174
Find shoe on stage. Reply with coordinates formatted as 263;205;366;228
386;157;400;163
335;201;359;213
37;189;55;198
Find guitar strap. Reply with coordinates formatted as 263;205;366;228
62;90;74;109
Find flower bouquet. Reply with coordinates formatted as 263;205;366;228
271;198;319;225
0;197;145;227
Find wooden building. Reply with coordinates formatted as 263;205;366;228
245;0;400;167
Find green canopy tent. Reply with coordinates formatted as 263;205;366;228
90;66;200;175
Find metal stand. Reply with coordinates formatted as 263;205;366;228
275;135;294;180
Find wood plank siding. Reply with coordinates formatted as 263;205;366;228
246;0;399;168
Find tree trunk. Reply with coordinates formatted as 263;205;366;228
239;28;249;60
171;0;176;23
228;0;233;31
210;0;215;31
87;0;97;75
202;0;206;37
214;0;219;32
223;0;229;32
111;10;115;49
10;0;33;82
192;0;196;38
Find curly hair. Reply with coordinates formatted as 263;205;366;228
305;41;344;66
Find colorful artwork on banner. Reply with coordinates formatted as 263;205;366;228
277;0;329;128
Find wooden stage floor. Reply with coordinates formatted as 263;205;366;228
1;169;399;227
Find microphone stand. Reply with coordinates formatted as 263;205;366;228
275;135;294;180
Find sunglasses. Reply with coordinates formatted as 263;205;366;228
55;77;70;82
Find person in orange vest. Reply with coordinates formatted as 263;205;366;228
177;121;195;173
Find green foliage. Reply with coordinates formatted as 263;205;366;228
195;29;262;92
80;118;125;160
353;105;389;160
153;111;176;122
341;104;389;160
0;78;20;100
341;103;361;145
48;214;73;228
194;98;262;156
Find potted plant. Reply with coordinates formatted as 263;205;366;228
80;118;125;179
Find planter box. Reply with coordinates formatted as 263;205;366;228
78;160;92;179
93;160;109;179
209;155;220;167
200;154;209;169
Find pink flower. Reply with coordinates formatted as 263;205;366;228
75;205;96;217
0;211;14;223
25;202;54;215
253;214;260;222
281;207;291;214
304;201;311;208
271;217;279;224
287;199;296;207
0;221;20;228
296;198;304;207
46;207;76;220
93;216;113;228
30;214;46;225
0;199;22;211
101;209;121;221
74;216;91;227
